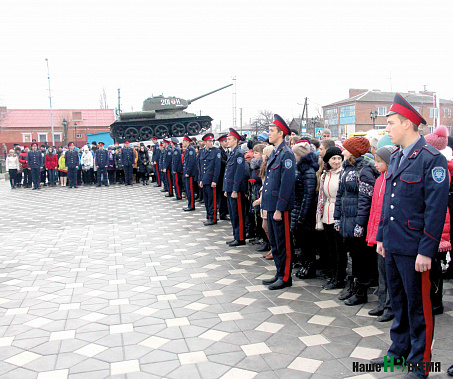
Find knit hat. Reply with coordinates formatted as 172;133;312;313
292;140;310;158
257;131;269;142
376;133;395;149
375;145;396;164
425;125;448;151
241;143;249;153
369;137;379;150
263;145;274;158
323;146;343;164
342;137;370;158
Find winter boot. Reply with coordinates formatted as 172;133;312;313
344;281;368;306
338;276;355;300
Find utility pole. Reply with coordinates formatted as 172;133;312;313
45;59;55;146
232;76;237;128
239;108;243;133
305;97;309;136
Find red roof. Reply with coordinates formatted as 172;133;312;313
0;109;115;128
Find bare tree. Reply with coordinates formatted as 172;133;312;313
99;88;108;109
251;109;274;136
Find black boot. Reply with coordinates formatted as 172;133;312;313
344;281;368;306
295;261;316;279
338;276;355;300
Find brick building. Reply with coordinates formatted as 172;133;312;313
0;107;115;149
322;89;453;139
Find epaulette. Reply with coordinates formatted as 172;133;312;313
391;146;401;154
422;144;440;156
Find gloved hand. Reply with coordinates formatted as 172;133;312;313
354;224;364;237
334;220;340;232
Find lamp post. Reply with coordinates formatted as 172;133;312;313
370;110;378;129
74;122;78;147
62;118;68;146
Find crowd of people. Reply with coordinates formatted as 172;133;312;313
4;94;453;378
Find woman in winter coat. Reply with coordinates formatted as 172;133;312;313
45;147;59;186
6;149;20;189
58;151;68;187
316;147;345;289
107;147;116;185
334;137;378;306
290;140;319;279
137;145;150;185
81;147;94;185
114;147;124;184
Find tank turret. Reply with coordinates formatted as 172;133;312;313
110;84;232;142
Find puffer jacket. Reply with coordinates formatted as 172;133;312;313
138;150;150;173
334;157;377;238
316;167;342;229
439;159;453;252
19;151;29;169
366;172;386;246
290;152;319;231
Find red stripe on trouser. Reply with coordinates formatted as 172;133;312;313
237;192;244;241
421;270;433;376
156;163;160;185
283;212;291;282
167;171;173;195
175;173;180;198
213;187;217;222
190;177;194;209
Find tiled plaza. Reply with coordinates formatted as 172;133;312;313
0;181;451;378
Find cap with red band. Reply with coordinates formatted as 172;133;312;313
124;140;130;144
163;138;171;144
228;128;242;141
68;142;74;146
183;136;192;142
202;133;214;141
217;134;228;142
387;93;427;126
152;136;158;140
272;114;291;136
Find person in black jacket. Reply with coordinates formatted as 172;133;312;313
290;140;319;279
217;135;229;220
137;145;150;185
334;137;378;306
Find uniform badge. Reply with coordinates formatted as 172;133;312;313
217;153;221;159
432;167;446;183
189;150;193;155
237;157;243;164
284;159;292;169
174;151;177;155
168;152;171;155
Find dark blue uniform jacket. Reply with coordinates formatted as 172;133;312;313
121;147;135;166
95;149;108;168
65;150;79;168
172;147;183;173
200;147;221;185
27;150;43;168
223;145;245;193
184;145;198;179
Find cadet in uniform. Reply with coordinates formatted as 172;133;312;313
27;143;43;190
183;136;198;211
159;142;167;192
223;128;246;245
121;141;135;185
261;115;296;290
217;134;230;220
200;133;221;225
171;137;183;200
162;139;174;197
372;94;449;379
152;137;162;186
65;142;79;188
95;142;109;186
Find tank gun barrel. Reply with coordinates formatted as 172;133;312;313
188;83;233;104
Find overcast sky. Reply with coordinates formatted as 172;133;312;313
1;0;452;131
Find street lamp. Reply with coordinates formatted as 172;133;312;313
74;122;78;147
370;110;378;129
62;118;68;145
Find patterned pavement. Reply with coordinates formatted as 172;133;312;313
0;181;451;378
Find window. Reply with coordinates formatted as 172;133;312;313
444;108;451;118
339;105;355;117
76;133;82;139
376;107;386;116
430;108;439;118
72;111;82;121
324;108;338;125
330;125;339;138
22;133;32;143
38;133;48;143
52;133;62;143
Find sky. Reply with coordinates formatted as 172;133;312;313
1;0;453;132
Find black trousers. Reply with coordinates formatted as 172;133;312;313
267;210;292;281
341;236;376;284
124;165;133;185
324;223;346;282
166;171;173;195
155;163;161;185
108;170;116;184
40;168;47;184
116;169;124;184
185;176;196;209
67;167;77;187
97;167;108;185
203;185;217;222
227;192;246;241
173;172;183;199
9;169;17;187
23;169;31;187
30;167;40;189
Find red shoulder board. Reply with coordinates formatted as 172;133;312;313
409;149;420;159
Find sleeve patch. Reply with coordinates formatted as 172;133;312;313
217;153;221;159
237;157;243;164
189;150;193;155
432;167;446;183
284;159;292;169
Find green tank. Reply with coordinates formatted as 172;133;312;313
110;83;232;142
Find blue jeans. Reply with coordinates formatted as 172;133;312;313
48;169;56;184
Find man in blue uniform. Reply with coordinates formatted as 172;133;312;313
159;142;167;192
152;137;162;187
171;137;183;200
217;134;230;220
371;94;449;379
223;128;246;245
27;143;43;190
162;139;174;197
183;136;198;211
65;142;79;189
200;133;221;225
95;142;109;187
261;115;296;290
121;141;135;186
